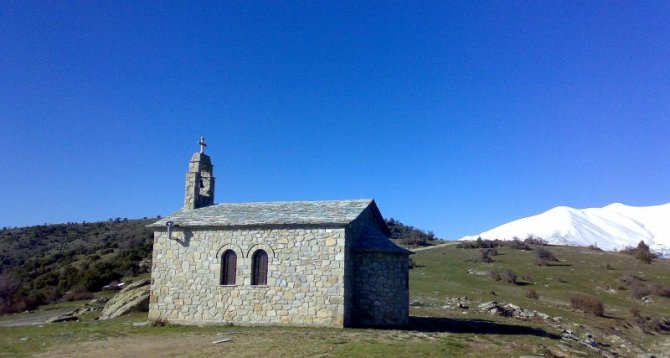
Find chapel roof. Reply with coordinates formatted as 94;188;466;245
149;199;377;228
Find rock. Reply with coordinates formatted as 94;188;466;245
46;314;79;323
478;301;498;311
99;278;150;320
581;337;598;348
409;300;425;307
89;297;110;305
505;303;521;311
466;269;487;276
641;296;653;304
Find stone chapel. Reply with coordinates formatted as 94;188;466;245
148;138;411;327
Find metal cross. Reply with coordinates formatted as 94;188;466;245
199;136;206;153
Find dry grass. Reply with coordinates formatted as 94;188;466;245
570;295;605;316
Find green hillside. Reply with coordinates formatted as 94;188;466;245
1;222;669;356
410;243;670;355
0;219;155;314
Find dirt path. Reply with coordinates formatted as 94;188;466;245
411;242;456;252
0;308;72;327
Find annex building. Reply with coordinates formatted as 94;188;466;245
148;138;410;327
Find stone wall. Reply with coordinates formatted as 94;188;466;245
184;153;214;210
149;226;346;327
343;205;410;326
351;252;409;326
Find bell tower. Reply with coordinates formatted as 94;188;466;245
184;136;215;210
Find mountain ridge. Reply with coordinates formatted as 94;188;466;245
461;202;670;257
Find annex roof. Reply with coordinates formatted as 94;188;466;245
149;199;376;228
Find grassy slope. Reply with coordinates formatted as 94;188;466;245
411;244;670;354
1;245;669;357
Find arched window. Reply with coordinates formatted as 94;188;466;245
220;250;237;285
251;249;268;285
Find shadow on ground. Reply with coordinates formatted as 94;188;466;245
406;316;561;339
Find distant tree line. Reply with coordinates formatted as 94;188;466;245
386;218;439;247
0;218;155;314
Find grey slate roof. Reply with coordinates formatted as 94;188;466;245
351;227;412;255
149;199;375;228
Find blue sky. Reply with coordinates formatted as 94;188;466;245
1;1;669;239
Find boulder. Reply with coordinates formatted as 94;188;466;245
99;278;150;320
46;314;79;323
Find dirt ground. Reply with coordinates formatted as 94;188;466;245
36;334;222;358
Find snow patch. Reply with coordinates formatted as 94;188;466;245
461;203;670;257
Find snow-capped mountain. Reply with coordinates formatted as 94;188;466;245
460;203;670;257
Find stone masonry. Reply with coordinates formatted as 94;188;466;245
149;226;347;326
148;138;411;327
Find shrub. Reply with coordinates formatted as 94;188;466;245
618;246;637;255
534;247;558;266
63;289;94;302
535;247;558;262
150;318;168;327
588;244;603;252
652;284;670;298
620;273;645;286
503;269;517;285
456;238;500;249
489;271;502;281
508;238;531;251
636;248;655;264
524;235;547;246
634;314;670;334
620;241;657;263
630;308;641;318
570;295;605;317
526;289;539;300
477;249;495;263
632;285;652;299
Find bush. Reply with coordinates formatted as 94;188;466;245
588;244;603;252
524;235;547;246
489;271;502;281
630;308;641;318
636;248;655;264
507;238;531;251
634;313;670;334
652;284;670;298
456;238;500;249
63;289;94;302
477;249;495;263
526;289;539;300
150;318;168;327
534;247;559;266
632;285;652;299
620;273;645;286
570;295;605;316
503;269;517;285
618;246;637;255
620;241;657;263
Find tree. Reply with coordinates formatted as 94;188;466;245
635;240;654;264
